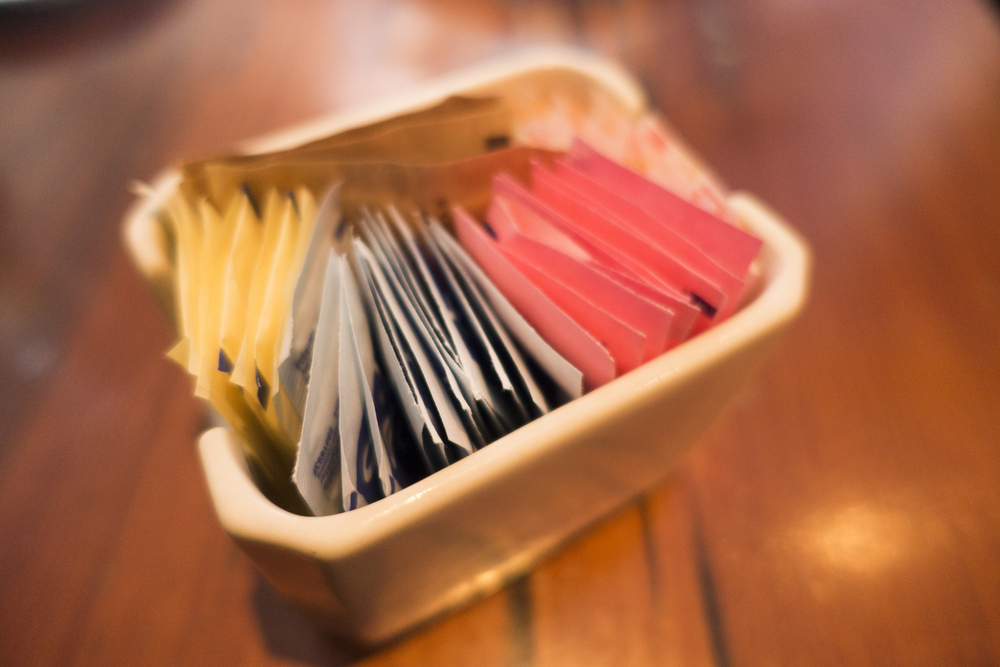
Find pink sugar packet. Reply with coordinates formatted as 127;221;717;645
488;174;590;260
502;250;646;374
489;197;673;361
548;159;746;322
529;162;725;328
491;173;698;343
453;205;616;390
630;116;732;220
565;138;762;281
588;263;695;346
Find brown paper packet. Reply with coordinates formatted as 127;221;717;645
294;95;506;153
181;96;512;207
185;146;558;229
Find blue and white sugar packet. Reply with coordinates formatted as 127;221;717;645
337;260;388;509
276;184;342;438
430;221;552;419
386;207;507;441
422;221;529;429
358;212;486;451
432;220;583;404
293;250;345;516
357;240;475;464
352;240;451;473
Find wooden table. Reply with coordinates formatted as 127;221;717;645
2;1;999;665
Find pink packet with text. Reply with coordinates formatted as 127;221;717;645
549;159;746;322
491;173;699;343
453;205;616;390
488;174;591;261
490;197;673;360
630;116;732;220
565;138;762;280
530;163;725;327
502;250;645;373
493;174;673;292
589;263;696;345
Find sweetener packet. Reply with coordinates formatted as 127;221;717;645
337;280;386;510
251;192;302;413
193;196;243;405
490;173;698;344
370;209;508;441
294;251;347;516
422;222;529;429
276;184;343;439
161;192;291;488
193;199;226;398
196;191;299;477
461;202;658;384
547;159;746;322
488;195;672;362
358;213;486;450
295;251;423;515
431;223;553;419
448;208;594;394
529;162;726;326
344;268;426;499
630;115;732;221
231;190;286;398
564;138;761;281
359;238;476;462
339;257;412;509
352;241;450;472
501;247;646;374
388;209;509;440
488;216;673;361
164;193;203;374
266;187;319;417
217;190;265;376
365;210;457;365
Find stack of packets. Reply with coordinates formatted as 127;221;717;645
152;94;762;515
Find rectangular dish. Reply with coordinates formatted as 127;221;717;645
124;46;810;644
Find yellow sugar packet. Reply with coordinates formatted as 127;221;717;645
206;189;300;461
193;198;228;399
267;187;319;437
231;189;284;391
251;191;302;416
164;192;203;375
218;190;264;375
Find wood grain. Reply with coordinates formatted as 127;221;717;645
1;0;999;665
530;505;658;667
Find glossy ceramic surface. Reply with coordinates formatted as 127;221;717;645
127;49;811;644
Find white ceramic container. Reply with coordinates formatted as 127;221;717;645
125;47;811;645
